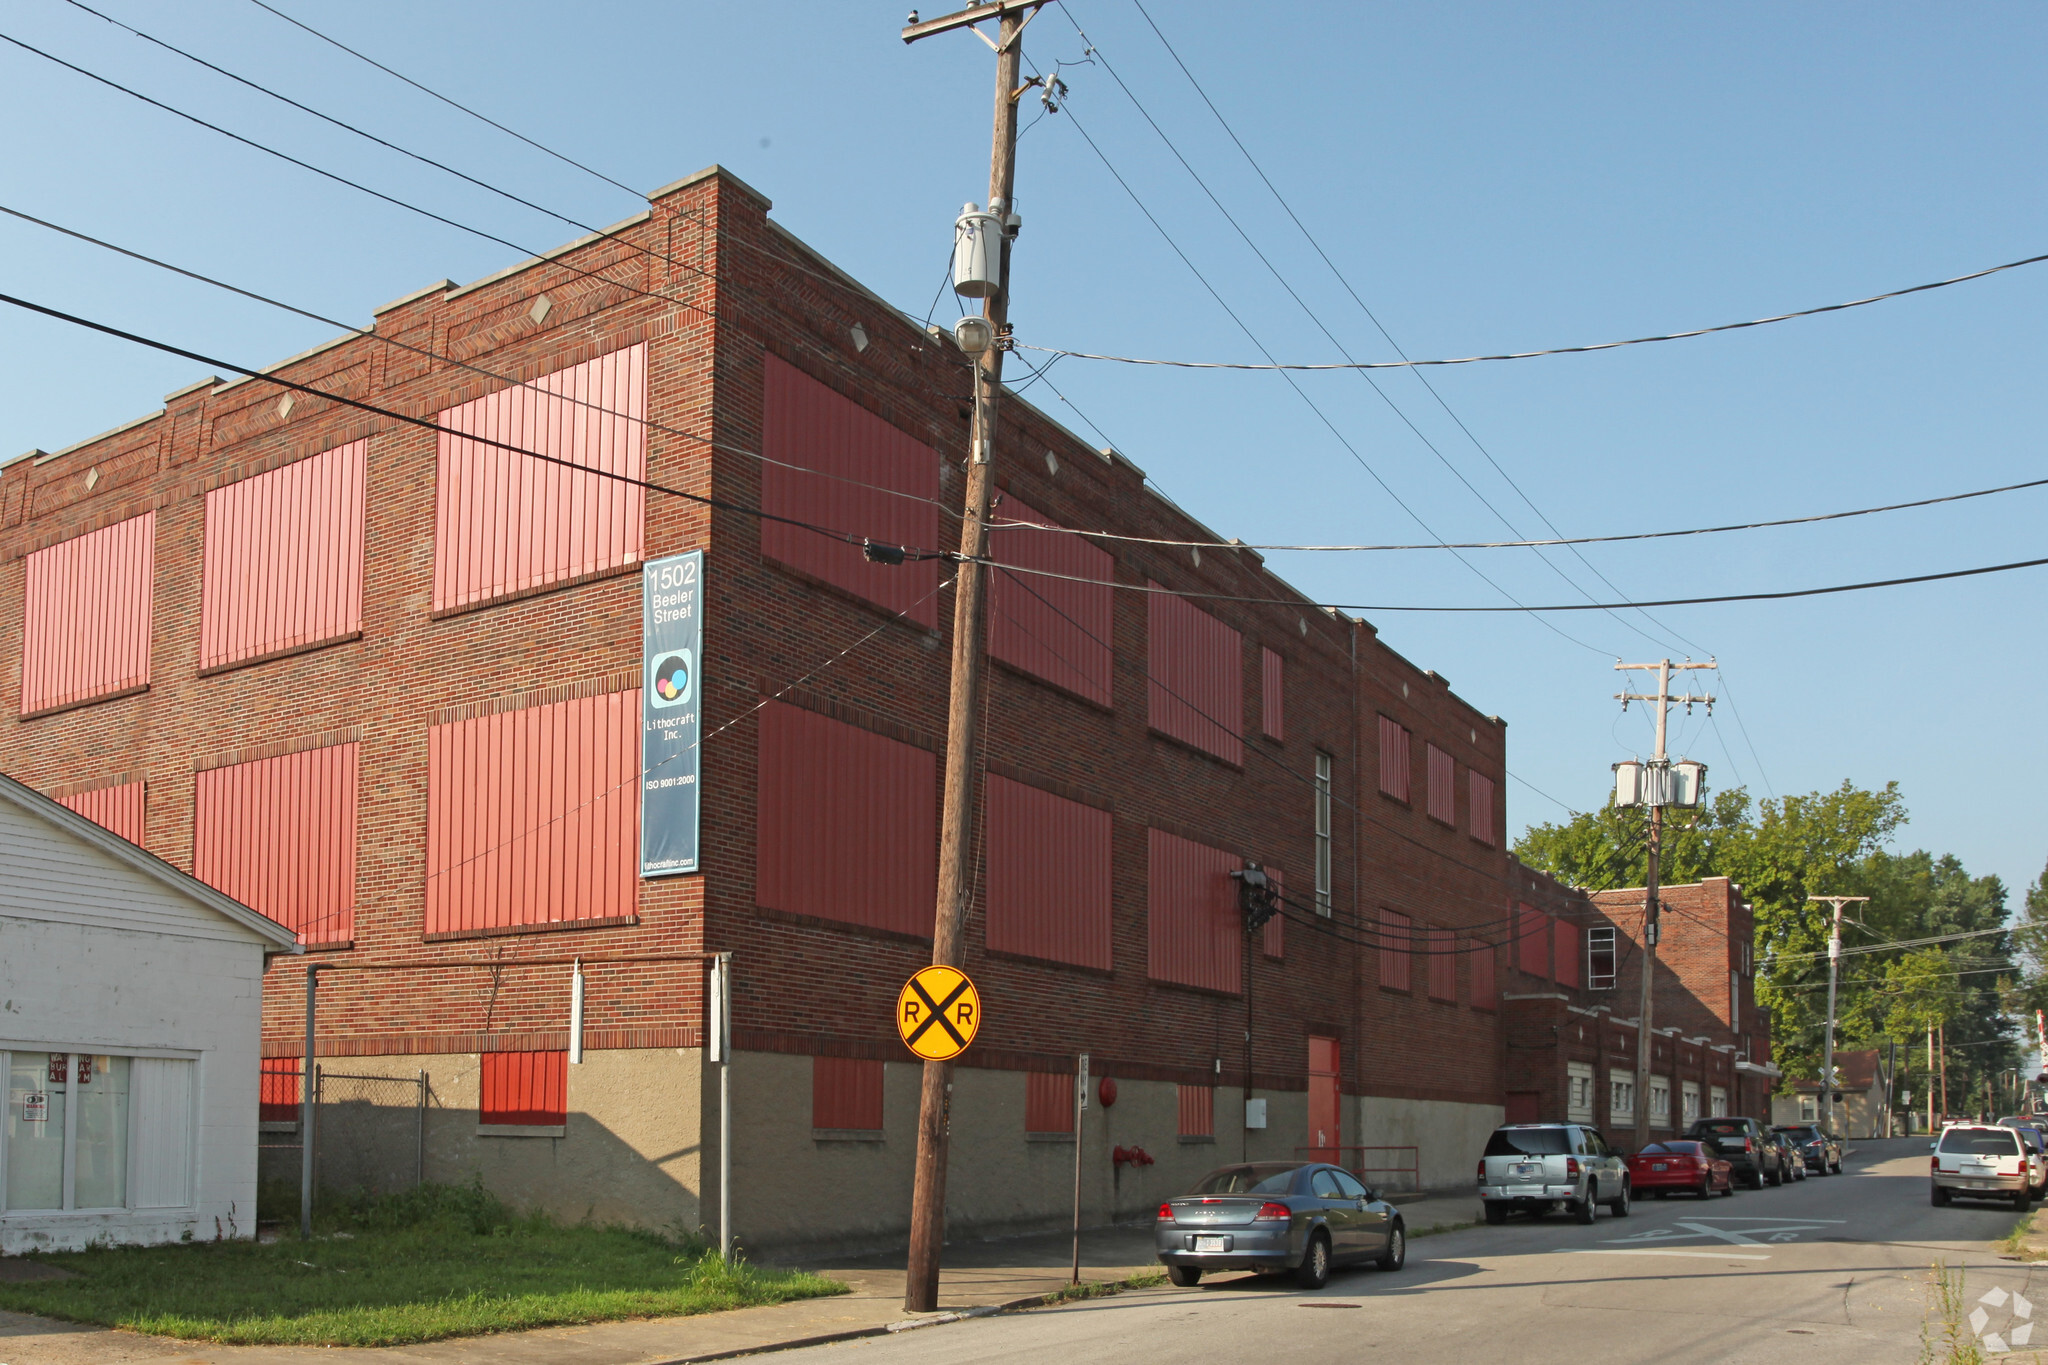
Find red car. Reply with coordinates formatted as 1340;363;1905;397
1626;1140;1735;1199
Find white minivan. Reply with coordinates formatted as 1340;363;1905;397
1931;1124;2033;1211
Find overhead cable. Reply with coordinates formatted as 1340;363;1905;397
1017;250;2048;372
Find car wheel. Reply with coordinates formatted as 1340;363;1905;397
1608;1181;1630;1218
1484;1202;1508;1226
1720;1181;1735;1198
1931;1185;1951;1207
1376;1222;1406;1272
2017;1190;2034;1213
1697;1176;1712;1200
1296;1232;1332;1290
1574;1196;1597;1225
1167;1264;1202;1287
1767;1166;1783;1187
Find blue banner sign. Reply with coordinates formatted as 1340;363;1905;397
641;550;703;878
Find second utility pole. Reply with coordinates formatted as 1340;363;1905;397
1808;894;1868;1140
1615;659;1714;1154
901;0;1042;1316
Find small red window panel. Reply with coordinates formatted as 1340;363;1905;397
1426;745;1456;825
1377;716;1409;801
1147;829;1241;994
1468;772;1496;846
1147;587;1243;765
985;775;1112;969
195;744;358;945
812;1057;884;1131
1470;942;1498;1011
1554;919;1583;989
1515;905;1550;978
260;1057;301;1122
1025;1071;1073;1134
481;1051;567;1126
1260;647;1284;741
56;780;145;847
433;345;646;613
988;494;1113;705
1379;909;1413;991
1177;1084;1215;1137
201;441;365;669
1428;927;1456;1002
20;511;154;716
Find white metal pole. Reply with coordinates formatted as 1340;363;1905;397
1071;1053;1088;1284
570;959;585;1066
716;953;733;1263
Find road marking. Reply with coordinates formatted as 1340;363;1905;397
1572;1249;1770;1261
1677;1216;1848;1224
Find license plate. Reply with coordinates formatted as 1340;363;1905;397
1651;1163;1668;1171
1195;1235;1228;1253
1513;1163;1537;1176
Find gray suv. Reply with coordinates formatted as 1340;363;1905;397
1478;1123;1631;1225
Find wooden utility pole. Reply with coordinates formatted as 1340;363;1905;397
1615;660;1715;1153
1808;895;1868;1137
900;0;1045;1315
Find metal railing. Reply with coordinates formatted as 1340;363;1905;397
1296;1145;1422;1194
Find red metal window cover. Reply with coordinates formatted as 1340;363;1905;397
1146;828;1241;994
812;1056;884;1131
1306;1035;1341;1159
755;701;937;937
759;353;941;626
1025;1070;1073;1134
1377;715;1409;801
1425;744;1457;825
1261;865;1284;960
1378;909;1413;991
1468;772;1496;846
56;780;145;847
987;494;1113;704
260;1057;301;1122
19;511;154;716
1146;586;1242;765
1470;942;1498;1011
1177;1084;1214;1137
194;743;358;945
433;344;646;613
1514;905;1550;978
480;1051;567;1126
201;441;365;670
1427;927;1456;1002
1260;647;1284;740
1554;919;1583;989
425;691;640;937
985;775;1111;969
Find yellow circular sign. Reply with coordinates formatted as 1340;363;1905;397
896;965;982;1061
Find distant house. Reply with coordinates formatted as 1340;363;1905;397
1;771;298;1252
1771;1048;1891;1138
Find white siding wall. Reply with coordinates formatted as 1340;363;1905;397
0;800;274;1251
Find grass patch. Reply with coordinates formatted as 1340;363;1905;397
0;1180;844;1347
1999;1207;2043;1259
1036;1270;1168;1305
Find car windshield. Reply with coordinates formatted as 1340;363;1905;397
1940;1129;2022;1156
1484;1128;1572;1157
1777;1127;1820;1141
1638;1142;1684;1156
1694;1120;1748;1136
1187;1164;1301;1196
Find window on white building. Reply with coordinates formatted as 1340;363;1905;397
1799;1094;1818;1124
1567;1062;1595;1124
1709;1085;1728;1118
4;1050;193;1213
1587;927;1617;990
1313;753;1333;915
1610;1076;1636;1126
1681;1081;1701;1125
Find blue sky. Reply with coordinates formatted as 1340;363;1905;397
3;2;2045;910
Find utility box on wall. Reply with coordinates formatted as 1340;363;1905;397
1244;1098;1268;1129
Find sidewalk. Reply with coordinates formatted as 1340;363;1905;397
0;1193;1478;1365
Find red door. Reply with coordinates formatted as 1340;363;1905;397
1308;1036;1341;1163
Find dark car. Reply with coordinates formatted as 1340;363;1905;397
1156;1162;1406;1289
1686;1116;1784;1188
1771;1124;1843;1176
1767;1131;1807;1181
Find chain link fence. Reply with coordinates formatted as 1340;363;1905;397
260;1067;428;1207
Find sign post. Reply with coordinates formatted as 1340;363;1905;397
641;550;704;879
1072;1053;1088;1284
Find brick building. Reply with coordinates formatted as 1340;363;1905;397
1499;865;1778;1144
0;164;1752;1252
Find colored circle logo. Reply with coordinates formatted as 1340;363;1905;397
648;649;694;708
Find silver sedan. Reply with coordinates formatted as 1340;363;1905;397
1155;1161;1407;1289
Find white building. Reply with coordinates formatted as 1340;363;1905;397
1;771;298;1252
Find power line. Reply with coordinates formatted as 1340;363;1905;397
1768;926;2010;965
1016;248;2048;372
242;0;643;200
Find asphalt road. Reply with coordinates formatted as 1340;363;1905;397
786;1138;2041;1365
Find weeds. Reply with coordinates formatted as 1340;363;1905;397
1037;1270;1168;1306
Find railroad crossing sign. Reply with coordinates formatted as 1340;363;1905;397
896;966;981;1061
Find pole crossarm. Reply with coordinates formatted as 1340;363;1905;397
902;0;1050;45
